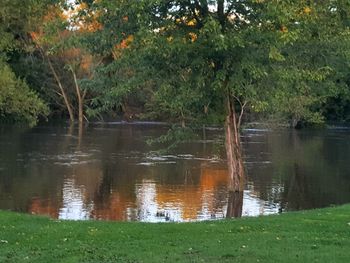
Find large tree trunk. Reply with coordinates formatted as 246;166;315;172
226;190;243;218
225;97;245;218
225;98;245;193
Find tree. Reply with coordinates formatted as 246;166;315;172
31;2;102;123
266;1;350;127
91;0;302;193
0;0;52;125
0;61;49;126
76;0;349;205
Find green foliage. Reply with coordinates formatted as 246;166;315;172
0;62;49;126
9;51;62;113
1;0;350;126
89;0;350;127
0;0;58;51
268;1;350;125
0;0;61;124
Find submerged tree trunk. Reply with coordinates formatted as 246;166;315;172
225;97;245;193
225;96;245;218
226;190;243;218
78;121;84;150
70;67;86;124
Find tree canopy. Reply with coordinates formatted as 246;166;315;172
83;0;350;127
0;0;55;125
0;0;349;128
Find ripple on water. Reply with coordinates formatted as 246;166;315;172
137;161;177;166
21;151;98;166
244;161;272;164
54;160;99;166
140;153;223;165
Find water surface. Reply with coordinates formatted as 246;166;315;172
0;123;349;222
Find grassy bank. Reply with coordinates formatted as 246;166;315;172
0;205;349;263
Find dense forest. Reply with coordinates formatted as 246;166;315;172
1;0;350;211
0;0;350;128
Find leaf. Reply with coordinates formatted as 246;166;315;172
269;47;285;62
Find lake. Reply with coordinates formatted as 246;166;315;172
0;123;349;222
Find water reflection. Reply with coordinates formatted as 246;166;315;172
0;124;350;222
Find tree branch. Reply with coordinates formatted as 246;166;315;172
239;101;247;129
38;47;74;122
232;95;248;129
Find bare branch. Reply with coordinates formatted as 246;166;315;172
82;89;87;101
232;95;247;129
42;49;74;122
232;95;242;108
83;114;89;123
238;101;248;129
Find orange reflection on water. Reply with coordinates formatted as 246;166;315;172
200;166;229;189
27;162;230;221
155;166;229;220
92;191;136;221
29;197;60;218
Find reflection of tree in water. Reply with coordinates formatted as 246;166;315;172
28;124;90;217
153;165;229;221
279;131;312;210
241;131;281;208
0;125;233;220
238;129;350;213
2;125;350;220
270;130;350;211
0;126;74;214
1;124;102;218
91;164;138;220
281;163;310;210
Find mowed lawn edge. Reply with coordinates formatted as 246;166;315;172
0;204;349;263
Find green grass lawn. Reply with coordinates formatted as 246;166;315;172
0;205;349;263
